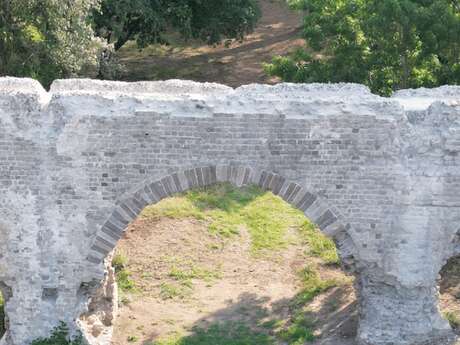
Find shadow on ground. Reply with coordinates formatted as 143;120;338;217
117;0;305;87
142;285;358;345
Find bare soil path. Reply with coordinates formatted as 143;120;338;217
110;215;460;345
117;0;305;87
111;216;357;345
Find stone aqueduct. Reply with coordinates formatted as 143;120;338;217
0;77;459;345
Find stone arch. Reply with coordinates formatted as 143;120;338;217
86;165;355;267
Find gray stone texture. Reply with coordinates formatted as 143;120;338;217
0;77;459;345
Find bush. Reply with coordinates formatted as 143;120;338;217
265;0;460;96
30;322;83;345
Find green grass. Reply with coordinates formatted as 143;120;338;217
141;183;330;255
141;197;205;221
278;312;315;344
127;335;139;342
159;282;191;300
444;311;460;328
169;264;221;283
112;254;137;296
264;264;338;344
293;264;338;306
299;222;340;265
239;193;305;254
152;322;274;345
30;322;83;345
157;258;222;300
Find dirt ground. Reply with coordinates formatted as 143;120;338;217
111;217;460;345
117;0;305;87
111;216;356;345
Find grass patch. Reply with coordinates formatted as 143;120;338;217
113;254;136;292
158;257;221;299
256;265;338;345
30;322;83;345
299;222;340;265
159;282;191;300
152;322;274;345
239;193;305;254
444;311;460;328
266;264;337;344
112;253;137;301
127;335;139;342
141;183;326;255
278;312;315;344
169;264;221;283
294;264;338;306
141;197;205;221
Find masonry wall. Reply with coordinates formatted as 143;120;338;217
0;78;459;345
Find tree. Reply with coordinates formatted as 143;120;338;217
265;0;460;95
92;0;261;51
0;0;101;87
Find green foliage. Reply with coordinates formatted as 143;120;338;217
30;322;83;345
0;0;100;87
157;259;221;300
142;183;309;254
265;0;460;95
127;335;139;342
299;222;340;265
444;311;460;328
278;313;315;344
293;265;337;306
112;254;136;292
239;193;305;253
152;322;274;345
141;197;205;220
1;0;260;85
270;265;338;344
168;264;221;283
92;0;261;50
159;282;191;300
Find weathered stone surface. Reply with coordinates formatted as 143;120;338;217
0;77;459;345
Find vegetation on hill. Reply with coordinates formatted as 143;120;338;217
93;0;261;51
140;183;335;257
0;0;261;86
0;0;99;87
265;0;460;95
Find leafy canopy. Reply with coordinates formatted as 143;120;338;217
265;0;460;95
1;0;261;85
0;0;99;87
92;0;261;50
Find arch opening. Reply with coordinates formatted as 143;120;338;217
81;169;358;345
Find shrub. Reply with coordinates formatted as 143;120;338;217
30;322;83;345
265;0;460;96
